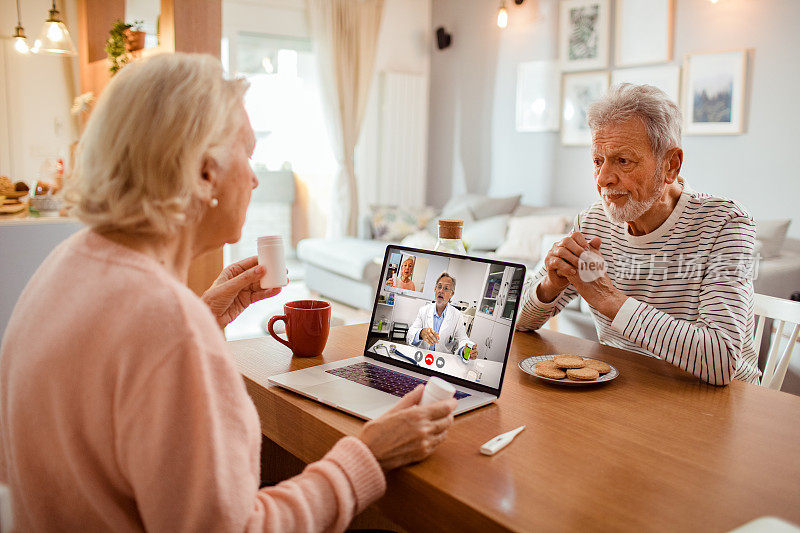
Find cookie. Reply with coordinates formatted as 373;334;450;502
553;355;586;369
566;367;600;381
0;176;12;195
535;365;566;379
536;360;559;370
584;359;611;374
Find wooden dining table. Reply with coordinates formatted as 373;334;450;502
229;324;800;532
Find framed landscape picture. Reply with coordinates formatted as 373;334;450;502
516;61;560;132
683;50;748;135
561;71;609;146
611;65;681;104
615;0;674;67
559;0;610;72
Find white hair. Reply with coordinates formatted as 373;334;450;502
436;272;456;290
65;53;248;236
586;83;682;161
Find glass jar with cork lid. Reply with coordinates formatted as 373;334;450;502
434;219;466;254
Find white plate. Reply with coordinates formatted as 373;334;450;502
519;355;619;386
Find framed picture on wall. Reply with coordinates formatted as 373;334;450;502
559;0;610;72
515;61;560;132
683;50;748;135
611;65;681;104
615;0;674;67
561;71;610;146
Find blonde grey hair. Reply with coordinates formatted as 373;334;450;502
66;53;248;236
436;272;456;291
586;83;682;161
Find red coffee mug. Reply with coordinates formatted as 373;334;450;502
268;300;331;357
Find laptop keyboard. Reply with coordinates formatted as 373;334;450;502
326;362;470;400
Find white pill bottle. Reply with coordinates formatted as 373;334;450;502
419;376;456;406
257;236;289;289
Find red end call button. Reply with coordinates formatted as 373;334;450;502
424;353;434;365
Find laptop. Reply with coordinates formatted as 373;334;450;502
268;245;526;420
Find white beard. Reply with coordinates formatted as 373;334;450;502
601;171;665;224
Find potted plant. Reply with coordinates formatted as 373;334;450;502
105;19;143;75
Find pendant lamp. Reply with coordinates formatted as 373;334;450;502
32;0;76;56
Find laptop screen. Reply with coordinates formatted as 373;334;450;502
364;245;526;394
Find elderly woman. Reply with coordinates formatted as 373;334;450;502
385;255;416;291
517;83;760;386
0;54;456;531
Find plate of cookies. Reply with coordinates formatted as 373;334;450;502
519;355;618;386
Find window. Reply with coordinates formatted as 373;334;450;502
224;32;336;267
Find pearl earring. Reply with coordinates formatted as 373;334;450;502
210;198;219;208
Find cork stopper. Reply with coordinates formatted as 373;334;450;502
438;219;463;239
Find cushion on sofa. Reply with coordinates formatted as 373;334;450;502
425;208;475;236
495;215;570;262
369;205;436;241
756;219;791;259
513;205;583;219
440;194;522;221
401;230;438;250
468;195;522;220
463;214;510;251
440;194;484;216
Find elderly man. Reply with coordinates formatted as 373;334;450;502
517;83;759;386
408;273;477;360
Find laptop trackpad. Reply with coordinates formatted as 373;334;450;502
305;380;397;411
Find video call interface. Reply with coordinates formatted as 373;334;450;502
366;247;525;390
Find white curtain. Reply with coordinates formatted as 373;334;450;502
307;0;384;237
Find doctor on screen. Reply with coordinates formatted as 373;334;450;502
407;273;477;360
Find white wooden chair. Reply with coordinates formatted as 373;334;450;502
754;293;800;390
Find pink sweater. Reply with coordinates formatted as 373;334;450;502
0;230;385;531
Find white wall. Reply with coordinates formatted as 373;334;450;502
447;257;488;307
0;0;79;182
391;293;427;328
428;0;800;238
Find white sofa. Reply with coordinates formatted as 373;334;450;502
299;196;582;310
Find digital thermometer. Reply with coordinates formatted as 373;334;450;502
480;425;526;456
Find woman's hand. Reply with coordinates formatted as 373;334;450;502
358;385;457;471
201;256;282;329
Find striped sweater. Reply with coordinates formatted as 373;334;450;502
517;184;761;385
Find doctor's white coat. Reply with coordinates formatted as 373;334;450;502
406;302;473;355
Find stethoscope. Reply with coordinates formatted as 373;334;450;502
375;344;419;366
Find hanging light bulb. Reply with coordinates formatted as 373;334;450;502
34;0;76;56
12;0;29;54
497;2;509;28
13;27;29;55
